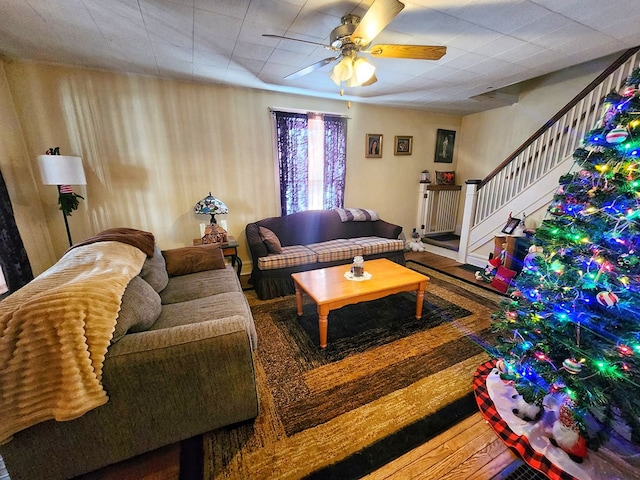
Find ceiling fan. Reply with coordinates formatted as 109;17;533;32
263;0;446;88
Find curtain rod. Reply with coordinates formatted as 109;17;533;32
268;107;350;119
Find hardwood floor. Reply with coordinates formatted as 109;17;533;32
1;252;518;480
405;250;482;284
364;251;519;479
364;412;517;480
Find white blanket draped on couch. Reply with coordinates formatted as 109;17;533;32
0;241;147;444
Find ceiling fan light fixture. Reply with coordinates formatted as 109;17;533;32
346;75;361;88
353;57;376;85
330;56;354;86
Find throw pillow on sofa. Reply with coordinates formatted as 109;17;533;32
162;244;226;276
112;276;162;343
139;244;169;292
259;226;282;254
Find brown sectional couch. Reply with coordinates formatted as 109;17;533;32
0;234;258;480
246;209;405;300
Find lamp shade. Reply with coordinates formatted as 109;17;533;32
38;155;86;185
330;56;354;86
194;192;228;223
353;57;376;85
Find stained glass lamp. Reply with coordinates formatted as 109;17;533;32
194;192;228;243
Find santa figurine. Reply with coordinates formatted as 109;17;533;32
475;243;507;282
549;398;588;463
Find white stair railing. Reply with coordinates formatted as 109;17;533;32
457;47;640;265
474;48;640;227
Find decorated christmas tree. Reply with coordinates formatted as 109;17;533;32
491;68;640;452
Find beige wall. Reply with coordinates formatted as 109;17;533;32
1;60;461;275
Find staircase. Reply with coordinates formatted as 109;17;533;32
447;47;640;267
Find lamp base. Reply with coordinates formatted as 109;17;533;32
202;224;227;244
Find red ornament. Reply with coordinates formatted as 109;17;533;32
596;291;619;307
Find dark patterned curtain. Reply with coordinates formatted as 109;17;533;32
0;168;33;293
322;115;347;210
274;111;347;215
275;111;308;215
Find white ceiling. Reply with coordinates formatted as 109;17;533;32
2;0;640;115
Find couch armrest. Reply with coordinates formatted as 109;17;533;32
372;220;403;239
245;222;268;262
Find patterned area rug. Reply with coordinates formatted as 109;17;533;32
203;263;502;479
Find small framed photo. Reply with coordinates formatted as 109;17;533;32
434;129;456;163
366;134;383;158
394;136;412;155
501;217;521;234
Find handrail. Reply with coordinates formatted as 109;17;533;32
478;46;640;190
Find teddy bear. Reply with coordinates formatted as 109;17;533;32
406;229;426;252
407;238;426;252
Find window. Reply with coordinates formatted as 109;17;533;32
273;110;347;215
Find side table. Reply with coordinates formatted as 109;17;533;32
193;235;242;278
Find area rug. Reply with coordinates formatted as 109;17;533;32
203;263;503;479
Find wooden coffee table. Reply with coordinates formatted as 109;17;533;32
291;258;429;349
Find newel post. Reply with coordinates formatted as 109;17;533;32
457;180;481;264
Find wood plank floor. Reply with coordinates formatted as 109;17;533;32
1;252;518;480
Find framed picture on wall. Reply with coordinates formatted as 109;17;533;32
434;129;456;163
394;136;412;155
366;134;383;158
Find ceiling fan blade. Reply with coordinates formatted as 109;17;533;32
350;0;405;46
262;34;333;50
368;44;447;60
284;57;338;79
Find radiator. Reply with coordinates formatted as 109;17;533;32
416;183;461;236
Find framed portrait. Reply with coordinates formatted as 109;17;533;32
501;217;521;234
366;134;383;158
394;136;413;155
434;129;456;163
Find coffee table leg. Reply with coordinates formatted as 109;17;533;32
318;306;329;349
295;283;303;316
415;282;426;319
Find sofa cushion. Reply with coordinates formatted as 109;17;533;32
160;266;241;304
163;244;226;277
350;236;405;255
305;239;363;263
259;226;282;254
112;276;162;343
152;291;258;349
257;245;317;270
139;244;169;292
